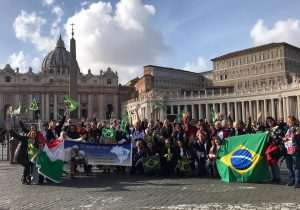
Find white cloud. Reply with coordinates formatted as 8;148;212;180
7;51;40;72
51;5;64;36
13;10;56;52
183;57;207;72
42;0;54;6
250;19;300;47
64;0;170;83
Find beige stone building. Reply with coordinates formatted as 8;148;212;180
0;36;133;123
122;42;300;123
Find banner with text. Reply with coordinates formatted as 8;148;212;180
64;141;132;166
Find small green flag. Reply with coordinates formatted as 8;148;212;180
63;97;78;112
142;156;161;172
11;102;21;115
179;111;187;124
28;98;39;111
102;128;116;140
28;139;39;162
153;102;167;112
176;157;193;177
120;111;130;133
216;133;270;183
210;109;217;122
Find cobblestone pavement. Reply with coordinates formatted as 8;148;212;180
0;161;300;210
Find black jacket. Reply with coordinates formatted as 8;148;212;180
46;116;66;142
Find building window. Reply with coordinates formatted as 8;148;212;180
107;79;112;84
5;76;11;83
268;51;273;59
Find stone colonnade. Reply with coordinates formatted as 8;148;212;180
166;96;299;122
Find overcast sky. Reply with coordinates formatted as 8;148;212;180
1;0;300;83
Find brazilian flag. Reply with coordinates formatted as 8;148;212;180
216;133;270;182
102;128;116;140
28;140;39;162
142;156;160;172
176;157;193;177
63;97;78;112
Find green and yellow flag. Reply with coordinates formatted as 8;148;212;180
216;133;270;182
28;98;39;111
63;97;78;112
142;156;160;172
28;139;39;162
102;128;116;140
210;109;217;122
119;111;130;133
176;157;193;177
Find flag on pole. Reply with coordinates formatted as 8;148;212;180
179;111;187;124
28;98;39;111
63;97;78;112
120;111;130;133
11;102;21;115
216;133;270;183
153;102;167;112
210;109;217;122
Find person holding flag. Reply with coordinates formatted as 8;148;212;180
46;111;68;142
6;125;44;185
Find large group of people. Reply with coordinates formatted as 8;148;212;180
1;110;300;188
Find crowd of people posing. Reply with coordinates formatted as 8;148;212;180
1;110;300;188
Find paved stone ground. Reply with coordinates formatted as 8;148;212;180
0;161;300;210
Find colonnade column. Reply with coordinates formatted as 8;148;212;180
278;97;283;119
227;102;230;117
283;97;287;122
192;104;196;119
213;103;216;112
271;98;275;118
286;97;290;118
29;94;33;120
205;104;209;120
256;100;260;121
99;95;104;120
88;94;92;117
171;105;174;115
199;104;203;120
53;94;57;120
45;93;49;121
41;93;45;121
234;102;238;121
241;101;245;122
249;100;253;120
78;94;81;118
263;99;267;120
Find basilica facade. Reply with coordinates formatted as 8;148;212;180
0;36;133;123
122;42;300;123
